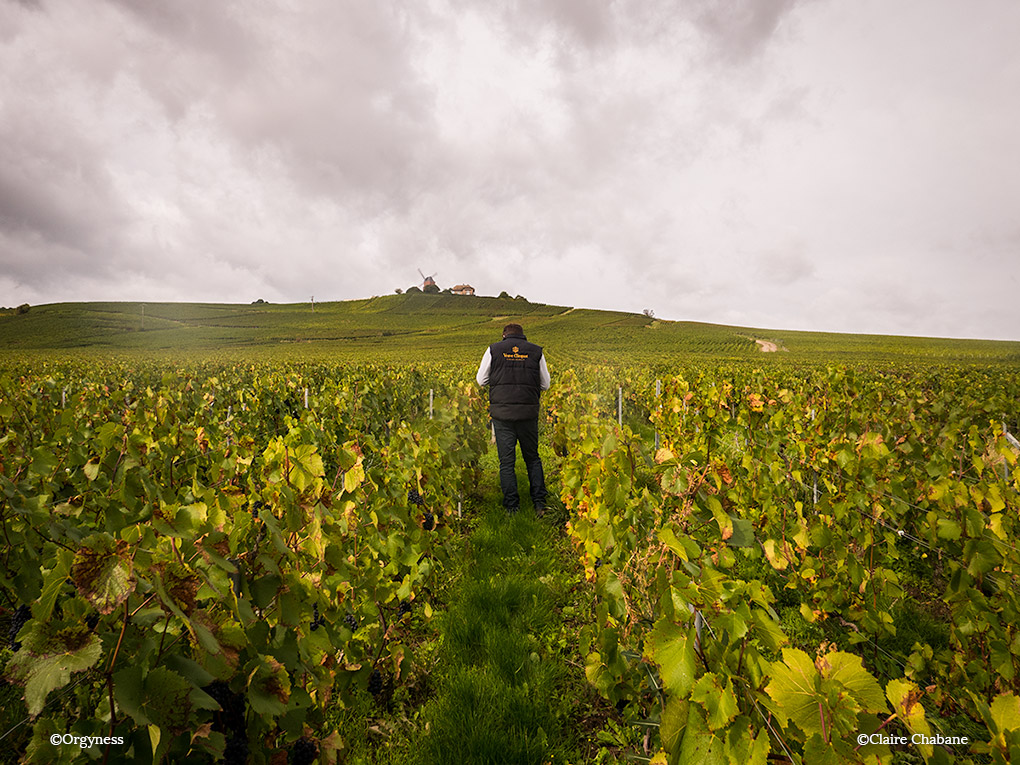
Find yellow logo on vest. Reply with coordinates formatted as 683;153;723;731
503;345;529;360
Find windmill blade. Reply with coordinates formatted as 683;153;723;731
418;268;426;280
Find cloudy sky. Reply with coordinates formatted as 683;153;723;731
2;0;1018;340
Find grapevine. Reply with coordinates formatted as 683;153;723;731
0;362;488;762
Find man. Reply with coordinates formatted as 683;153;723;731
476;323;550;514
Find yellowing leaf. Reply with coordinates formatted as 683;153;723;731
655;447;676;464
344;460;365;493
763;539;789;571
991;692;1020;735
71;538;136;615
886;679;932;759
7;622;103;716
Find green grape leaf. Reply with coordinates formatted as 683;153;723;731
677;704;727;765
724;719;770;765
290;444;325;493
820;652;887;712
7;622;103;716
28;447;58;479
34;549;73;622
658;463;689;496
114;666;194;734
659;527;689;561
766;648;887;742
247;656;291;717
645;619;697;697
660;695;689;757
690;673;739;730
803;732;845;765
726;516;756;548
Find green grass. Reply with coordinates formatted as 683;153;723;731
406;503;569;764
388;439;612;765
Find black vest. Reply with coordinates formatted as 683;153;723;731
487;335;543;420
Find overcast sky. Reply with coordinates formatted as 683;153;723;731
2;0;1018;340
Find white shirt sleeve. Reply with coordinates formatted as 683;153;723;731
539;355;550;391
476;349;491;386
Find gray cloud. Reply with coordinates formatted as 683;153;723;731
0;0;1017;339
755;246;816;287
0;94;131;287
689;0;804;62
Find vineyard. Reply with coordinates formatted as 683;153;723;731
550;364;1020;764
0;362;491;763
1;319;1020;762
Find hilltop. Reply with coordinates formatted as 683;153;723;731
1;293;1018;366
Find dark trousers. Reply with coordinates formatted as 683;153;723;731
492;418;547;510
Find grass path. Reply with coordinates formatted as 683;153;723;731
403;453;587;764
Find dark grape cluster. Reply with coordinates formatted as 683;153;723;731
203;681;248;765
223;730;249;765
423;512;435;531
289;736;318;765
85;612;99;631
396;601;412;619
367;668;383;696
310;603;325;632
8;605;30;651
344;613;358;631
407;488;424;506
367;667;394;706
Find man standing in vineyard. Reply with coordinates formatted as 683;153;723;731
476;323;550;514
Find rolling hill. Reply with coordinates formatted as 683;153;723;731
1;293;1017;366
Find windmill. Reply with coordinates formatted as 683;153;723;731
417;268;438;290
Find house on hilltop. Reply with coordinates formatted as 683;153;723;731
451;284;475;296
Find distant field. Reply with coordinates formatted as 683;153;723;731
1;293;1018;366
